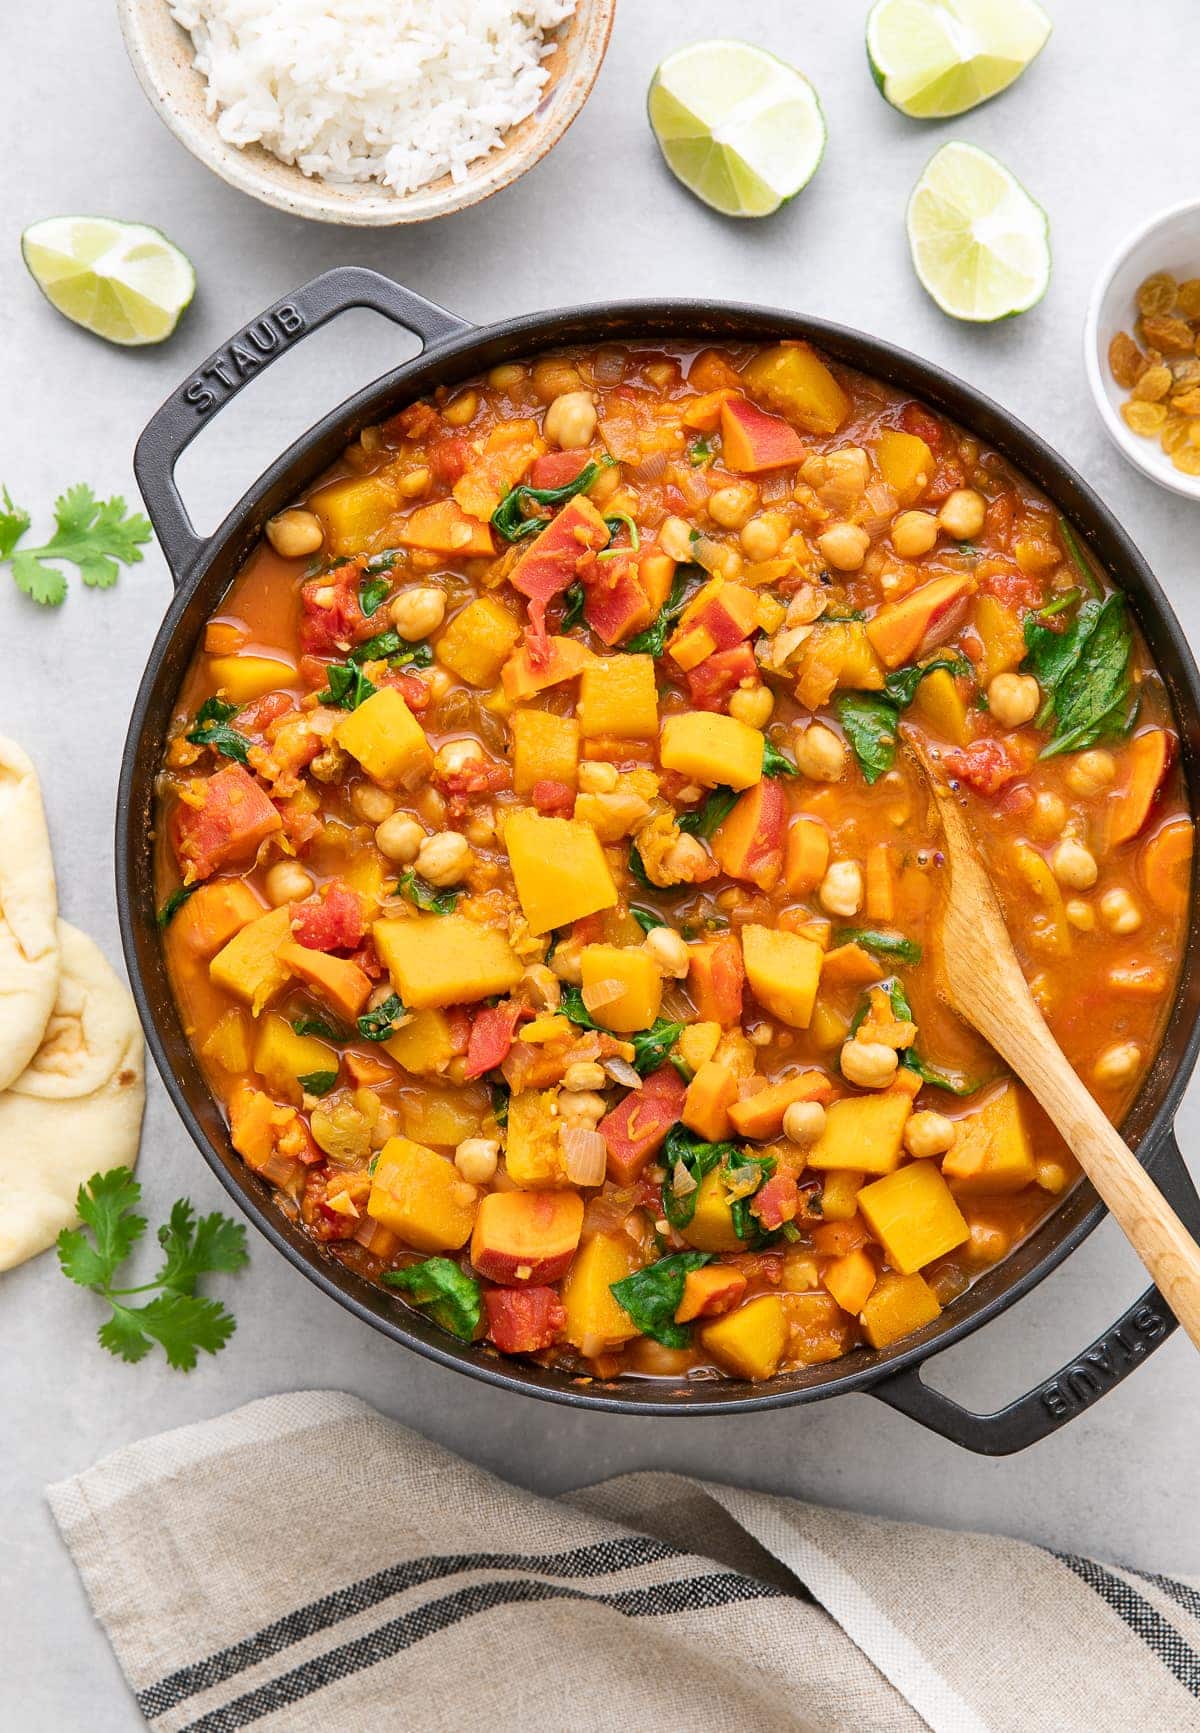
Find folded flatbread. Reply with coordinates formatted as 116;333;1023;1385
0;736;59;1090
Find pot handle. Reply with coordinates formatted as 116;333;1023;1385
869;1130;1200;1454
134;266;473;584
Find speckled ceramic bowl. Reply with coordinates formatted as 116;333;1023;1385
116;0;616;226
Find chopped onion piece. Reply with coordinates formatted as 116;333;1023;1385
632;448;668;483
672;1159;698;1196
562;1126;607;1186
602;1056;642;1090
581;977;625;1013
859;480;899;539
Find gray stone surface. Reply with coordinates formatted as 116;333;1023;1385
3;1;1198;1725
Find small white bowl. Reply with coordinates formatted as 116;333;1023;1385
117;0;615;227
1084;199;1200;502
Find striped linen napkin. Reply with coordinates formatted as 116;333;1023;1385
48;1390;1200;1733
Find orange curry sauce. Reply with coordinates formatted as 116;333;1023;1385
156;340;1192;1382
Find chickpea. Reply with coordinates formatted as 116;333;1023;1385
549;940;584;984
840;1039;899;1090
374;813;424;863
415;831;472;888
937;488;987;540
728;685;774;729
708;483;758;530
264;860;314;906
531;357;584;404
557;1089;606;1128
350;782;395;825
1093;1041;1141;1090
658;515;695;563
968;1222;1009;1264
397;466;431;499
543;389;597;449
819;859;864;918
389;586;446;641
487;362;525;390
891;510;939;559
414;785;447;828
904;1111;956;1158
794;722;846;783
643;926;690;979
424;666;453;703
518;965;558;1012
433;738;484;778
1100;887;1143;934
817;521;871;572
455;1137;499;1185
661;833;713;884
578;760;619;794
747;1024;773;1047
1066;750;1117;799
1030;790;1067;839
1065;898;1095;932
265;508;324;560
562;1060;607;1092
782;1100;826;1145
740;513;787;561
987;672;1040;730
1051;838;1098;890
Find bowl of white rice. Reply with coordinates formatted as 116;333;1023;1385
117;0;615;225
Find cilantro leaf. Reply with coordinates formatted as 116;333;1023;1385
57;1167;147;1289
688;437;713;467
186;696;252;767
100;1294;237;1371
0;487;31;559
3;483;151;605
398;869;458;915
357;993;406;1041
154;1199;249;1295
610;1251;711;1348
383;1258;481;1339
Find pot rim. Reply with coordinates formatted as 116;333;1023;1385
117;293;1200;1417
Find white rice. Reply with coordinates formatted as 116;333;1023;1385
168;0;577;197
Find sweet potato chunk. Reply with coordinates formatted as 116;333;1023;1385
866;574;975;669
171;880;263;960
600;1065;686;1184
712;780;786;890
675;1265;747;1323
277;940;372;1021
470;1190;584;1285
172;764;282;881
682;1061;739;1141
728;1070;833;1139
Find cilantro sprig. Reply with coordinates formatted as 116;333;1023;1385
1;483;152;606
186;697;252;767
56;1169;248;1369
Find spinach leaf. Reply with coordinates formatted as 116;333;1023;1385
157;882;201;928
628;839;683;895
883;651;971;710
599;512;640;559
297;1070;338;1097
1057;517;1104;601
850;977;987;1096
364;548;403;578
491;457;612;542
835;928;923;964
626;567;695;656
357;993;406;1042
631;1019;685;1077
1024;593;1133;758
318;661;377;711
678;786;738;838
823;608;866;622
688;437;713;467
292;1014;346;1042
631;906;667;933
359;574;391;618
609;1251;711;1348
762;738;799;778
350;630;433;669
561;581;586;631
835;692;899;784
489;1082;510;1128
660;1126;736;1231
723;1151;777;1242
383;1258;481;1340
186;697;252;767
398;869;458;915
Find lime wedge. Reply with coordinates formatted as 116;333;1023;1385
648;40;826;218
21;217;195;346
867;0;1051;119
906;142;1050;322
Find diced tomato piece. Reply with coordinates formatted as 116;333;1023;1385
384;401;440;444
429;435;473;486
898;403;943;450
302;1165;358;1242
600;1065;687;1185
532;778;575;816
685;644;758;712
436;756;511;821
299;565;369;655
484;1286;566;1354
572;914;605;947
751;1172;799;1231
234;692;294;736
290;879;365;952
979;564;1044;612
530;450;591;490
275;799;321;853
944;739;1021;796
346;937;384;980
465;1000;529;1080
171;763;282;880
984;492;1015;552
925;456;966;504
510;497;610;643
378;668;431;711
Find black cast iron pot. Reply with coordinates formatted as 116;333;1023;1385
118;267;1200;1452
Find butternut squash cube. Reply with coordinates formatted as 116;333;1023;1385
402;1086;489;1148
335;686;432;790
383;1007;457;1076
374;913;522;1007
252;1012;338;1106
680;1168;742;1253
823;1247;877;1316
783;1291;858;1365
367;1135;479;1252
740;343;849;435
207;654;296;707
504;811;617;936
171;879;263;960
876;428;934;505
941;1083;1036;1194
561;1231;644;1354
200;1008;253;1074
816;1168;866;1221
741;924;823;1028
682;1061;739;1141
505;1089;568;1187
858;1160;969;1274
578;654;659;739
511;708;580;794
807;1093;912;1176
659;713;764;791
209;905;292;1014
860;1271;941;1349
677;1021;722;1073
973;595;1027;685
436;596;522;687
699;1294;787;1381
310;473;400;555
578;943;663;1033
910;667;969;746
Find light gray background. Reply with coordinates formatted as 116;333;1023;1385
3;1;1198;1725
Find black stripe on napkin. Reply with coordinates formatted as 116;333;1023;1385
140;1536;680;1718
1127;1567;1200;1625
1055;1552;1200;1698
175;1571;782;1733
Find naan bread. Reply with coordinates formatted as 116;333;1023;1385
0;921;144;1271
0;736;59;1090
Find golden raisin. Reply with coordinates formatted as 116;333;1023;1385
1132;363;1172;402
1170;388;1200;417
1107;330;1146;389
1177;279;1200;320
1170;358;1200;390
1161;416;1191;456
1122;400;1168;435
1136;272;1178;317
1142;313;1196;355
1172;445;1200;476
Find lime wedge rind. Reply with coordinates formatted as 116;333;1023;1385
866;0;1051;120
906;141;1051;322
21;216;195;347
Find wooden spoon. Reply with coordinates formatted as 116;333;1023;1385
904;728;1200;1349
